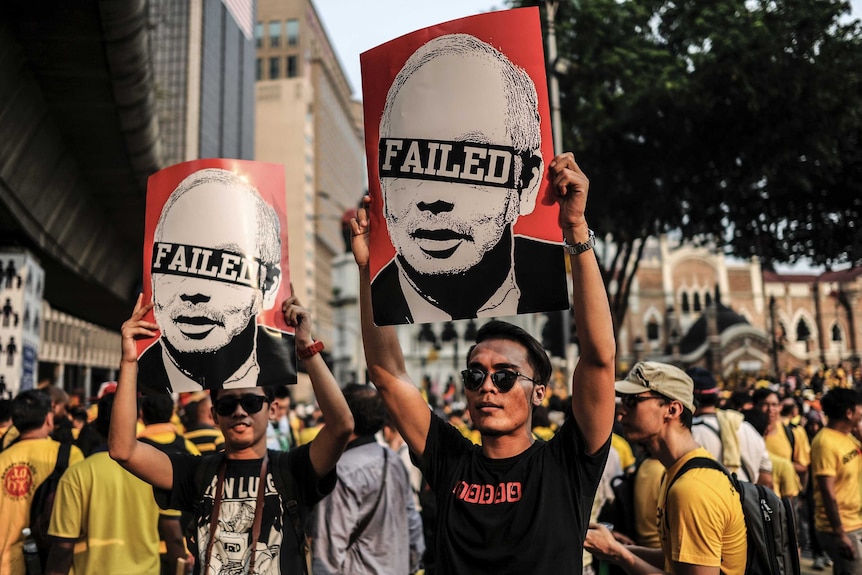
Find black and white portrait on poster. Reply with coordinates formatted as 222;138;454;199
361;8;569;326
137;160;296;394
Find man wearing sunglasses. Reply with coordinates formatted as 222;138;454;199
109;294;354;575
350;153;617;574
585;361;747;575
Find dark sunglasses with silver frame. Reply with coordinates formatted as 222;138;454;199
461;368;536;393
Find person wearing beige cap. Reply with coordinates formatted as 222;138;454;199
585;361;748;575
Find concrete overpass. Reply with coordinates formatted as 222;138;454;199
0;0;162;330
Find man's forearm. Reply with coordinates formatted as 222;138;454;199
108;359;139;463
359;266;407;384
613;545;668;575
304;352;352;436
565;225;615;367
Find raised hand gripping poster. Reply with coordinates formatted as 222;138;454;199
360;7;569;326
137;160;296;394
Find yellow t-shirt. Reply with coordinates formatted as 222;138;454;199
48;452;160;575
765;424;811;467
0;438;84;575
769;453;801;498
612;433;637;472
811;427;862;533
635;457;665;549
659;448;747;575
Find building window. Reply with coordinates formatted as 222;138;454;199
693;292;702;312
286;55;298;78
255;22;263;48
646;320;660;342
704;292;712;307
269;57;279;79
287;19;299;46
796;319;811;342
832;324;842;342
255;58;262;81
681;292;690;313
269;21;281;47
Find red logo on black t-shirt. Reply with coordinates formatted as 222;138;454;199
453;481;522;504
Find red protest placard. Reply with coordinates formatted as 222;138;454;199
360;7;568;326
138;159;296;393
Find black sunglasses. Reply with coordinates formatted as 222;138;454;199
619;394;665;409
214;393;268;416
461;368;536;393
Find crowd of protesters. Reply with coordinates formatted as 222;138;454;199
0;151;860;575
1;358;859;575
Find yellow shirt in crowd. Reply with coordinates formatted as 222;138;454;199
658;448;747;575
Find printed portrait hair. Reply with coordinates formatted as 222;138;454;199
380;33;544;216
154;168;282;299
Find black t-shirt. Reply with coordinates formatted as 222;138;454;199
157;444;335;574
420;415;610;575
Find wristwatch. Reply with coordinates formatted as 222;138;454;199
563;229;596;256
297;340;325;360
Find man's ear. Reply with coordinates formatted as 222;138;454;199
261;266;282;310
533;384;546;407
518;152;544;217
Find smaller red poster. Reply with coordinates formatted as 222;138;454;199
360;7;569;326
137;159;296;394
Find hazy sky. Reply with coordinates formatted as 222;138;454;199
313;0;862;99
312;0;502;97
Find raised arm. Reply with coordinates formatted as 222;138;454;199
108;294;174;490
550;153;616;454
350;199;432;456
282;294;353;478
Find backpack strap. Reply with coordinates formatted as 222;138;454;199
268;449;308;575
783;424;796;455
50;442;72;480
664;456;735;530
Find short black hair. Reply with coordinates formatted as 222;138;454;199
752;388;778;406
468;320;551;386
0;399;12;424
820;388;861;422
12;390;52;433
343;383;384;437
273;384;292;402
95;393;116;438
140;394;175;425
742;408;768;436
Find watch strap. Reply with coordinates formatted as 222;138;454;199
563;229;596;256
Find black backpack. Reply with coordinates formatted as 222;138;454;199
666;457;800;575
30;442;72;566
596;459;644;540
191;449;308;575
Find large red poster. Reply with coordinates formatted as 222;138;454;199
360;7;569;326
137;159;296;394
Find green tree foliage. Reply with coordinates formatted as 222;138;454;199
513;0;862;329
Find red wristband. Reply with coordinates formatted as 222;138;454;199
297;340;324;360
